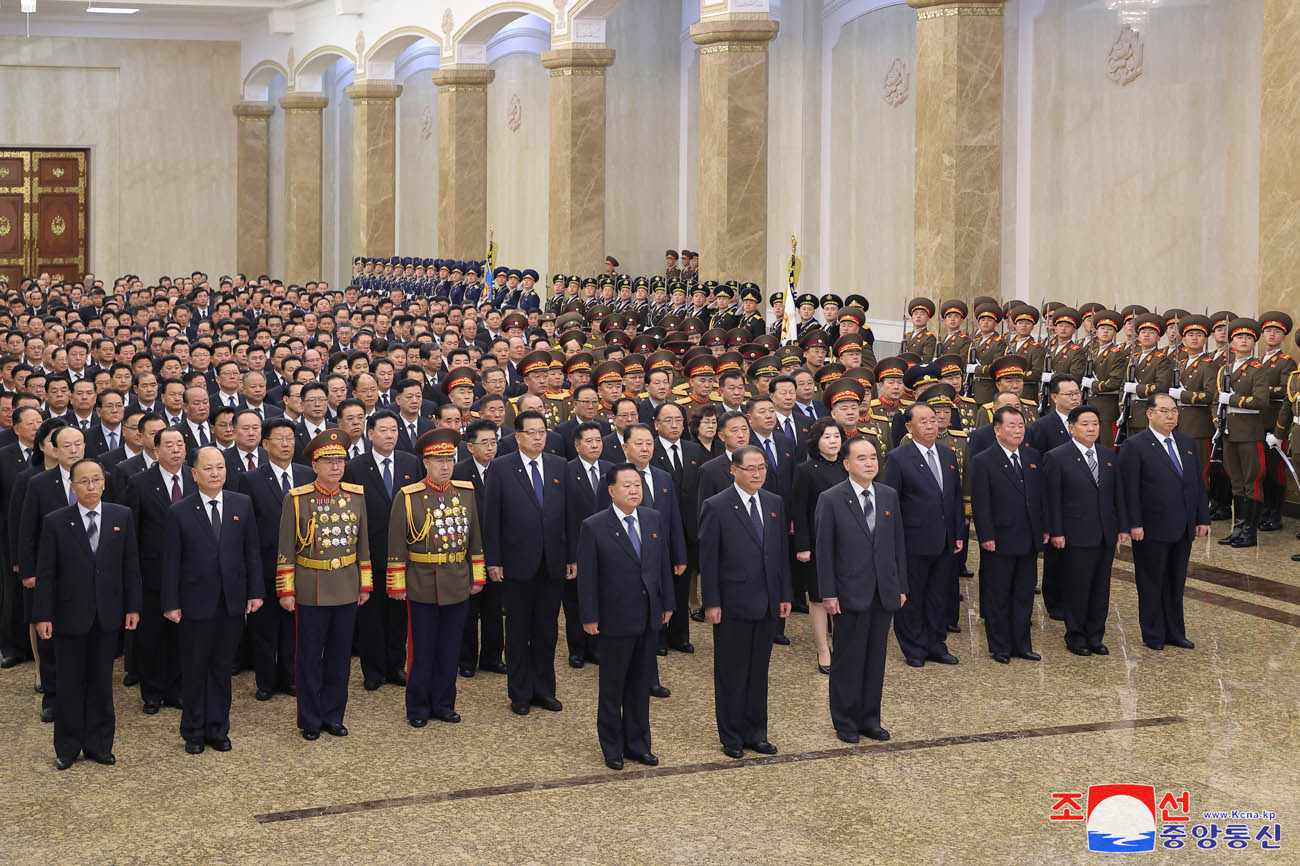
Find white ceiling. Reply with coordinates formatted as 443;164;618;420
0;0;280;39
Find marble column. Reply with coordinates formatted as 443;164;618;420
232;101;274;278
690;15;778;285
909;0;1007;304
279;92;328;286
345;80;402;260
1260;0;1300;315
431;65;494;261
541;46;615;277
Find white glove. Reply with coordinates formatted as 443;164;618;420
1081;377;1095;390
1218;392;1231;406
1123;381;1138;396
1266;432;1281;450
1040;371;1052;383
965;363;978;374
1168;387;1184;401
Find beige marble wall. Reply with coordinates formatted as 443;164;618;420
396;74;438;256
346;80;402;261
267;75;288;281
322;67;354;290
233;102;274;278
433;64;494;262
542;46;614;277
485;53;549;272
911;0;1007;306
280;92;328;286
0;36;238;278
1260;0;1300;316
1029;0;1261;314
691;15;779;285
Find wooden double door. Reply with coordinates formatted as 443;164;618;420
0;149;89;288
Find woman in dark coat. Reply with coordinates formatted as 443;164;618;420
790;418;847;673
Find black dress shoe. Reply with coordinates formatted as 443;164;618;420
34;682;45;694
836;730;860;744
408;718;428;728
625;751;658;766
388;672;407;687
1292;552;1300;562
185;740;205;755
1090;644;1109;655
649;684;671;698
122;672;139;686
690;608;705;622
255;689;273;701
301;729;320;741
722;745;745;759
605;756;624;771
670;642;695;654
283;685;297;697
746;741;778;755
323;722;348;737
40;706;55;723
0;654;20;668
1048;611;1066;622
992;653;1011;664
817;663;831;675
568;655;585;669
1015;651;1042;661
862;726;891;741
946;624;961;633
207;737;232;752
1168;637;1195;649
363;679;382;691
531;696;563;712
142;701;161;715
163;697;183;709
433;711;461;724
905;657;925;667
1067;645;1091;656
480;660;507;674
958;567;974;577
85;750;116;765
791;602;810;614
459;666;476;678
583;652;601;665
772;634;791;646
928;652;959;665
510;702;530;716
655;646;668;656
1144;641;1165;651
54;756;75;770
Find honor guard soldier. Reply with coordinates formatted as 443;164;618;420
904;298;938;361
1169;315;1216;485
387;430;485;727
937;300;972;364
1086;310;1128;447
1213;318;1270;548
276;429;372;741
871;357;911;434
819;294;844;343
795;293;822;339
1255;312;1295;531
1123;314;1174;439
1270;333;1300;560
1044;306;1088;383
738;283;766;339
1005;305;1044;403
934;354;979;430
969;302;1007;404
707;284;738;332
767;292;786;338
975;355;1040;426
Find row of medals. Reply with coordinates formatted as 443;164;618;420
429;495;469;553
314;497;359;549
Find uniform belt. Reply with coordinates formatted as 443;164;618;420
1227;408;1261;415
296;553;357;569
409;551;466;564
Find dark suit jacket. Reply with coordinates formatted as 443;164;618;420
244;403;284;420
576;506;674;637
395;416;435;453
881;439;964;555
451;457;489;514
1044;441;1125;547
239;461;315;586
83;424;117;458
637;464;687;569
965;423;998;463
697;452;735;523
749;430;796;502
601;430;628;464
18;467;73;581
344;450;423;582
652;437;708;545
482;451;569;581
814;480;908;612
564;458;612;562
1117;428;1208;543
556;417;611;460
0;442;35;567
970;444;1045;556
223;446;269;491
33;502;142;635
161;491;263;617
293;418;337;462
772;411;811;452
1027;412;1071;455
124;464;198;589
698;486;792;620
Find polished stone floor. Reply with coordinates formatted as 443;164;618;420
2;528;1298;865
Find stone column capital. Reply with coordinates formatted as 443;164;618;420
431;65;495;91
232;101;275;119
689;16;779;47
278;93;329;112
344;80;403;102
541;46;616;73
907;0;1008;14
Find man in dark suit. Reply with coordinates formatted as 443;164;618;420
0;405;40;667
394;376;436;454
970;406;1047;664
239;418;313;700
699;445;792;759
818;436;908;743
1117;393;1210;650
747;396;796;502
769;374;811;451
83;389;125;459
124;427;196;712
482;409;571;714
563;421;611;669
1045;406;1128;656
222;409;268;491
577;463;675;771
343;409;422;690
161;447;263;754
696;410;754;521
1026;374;1081;620
453;419;506;677
881;403;963;666
176;385;213;461
34;458;141;769
651;402;708;651
555;385;610;459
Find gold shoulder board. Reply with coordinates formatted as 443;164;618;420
401;481;425;494
451;480;474;490
289;483;314;496
340;481;366;494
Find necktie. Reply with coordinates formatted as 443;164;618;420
749;495;763;538
253;407;262;420
67;479;77;506
784;417;795;441
1086;448;1099;484
670;443;681;474
21;448;29;464
197;425;209;447
171;475;183;504
1164;437;1183;475
625;515;641;556
81;419;90;432
281;471;290;497
85;511;98;553
641;471;654;505
927;447;944;490
209;500;221;542
763;438;777;468
247;453;256;471
382;457;393;498
1011;451;1023;480
530;459;544;505
862;489;875;533
409;423;418;443
589;464;600;495
228;395;238;409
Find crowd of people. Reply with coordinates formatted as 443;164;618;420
1;259;1296;772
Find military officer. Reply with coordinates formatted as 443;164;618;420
934;354;979;430
974;356;1040;426
738;283;766;339
1086;310;1129;448
276;429;372;741
969;302;1007;405
1213;318;1269;548
1255;312;1296;531
904;298;937;362
1170;315;1216;486
1122;313;1174;439
1005;305;1044;404
937;301;972;368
